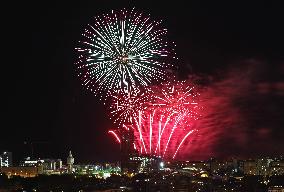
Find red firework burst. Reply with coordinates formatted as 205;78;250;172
115;81;201;159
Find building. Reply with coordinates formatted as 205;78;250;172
120;128;135;173
19;157;63;175
270;160;284;176
73;163;121;178
207;158;228;173
268;186;284;192
67;151;74;173
20;157;43;167
125;154;163;174
42;159;62;171
0;166;43;178
243;159;257;175
0;152;12;167
20;157;62;169
256;158;273;176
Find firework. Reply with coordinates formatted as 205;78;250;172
129;109;198;159
109;89;153;126
75;8;176;96
108;130;121;143
150;80;199;114
120;81;201;159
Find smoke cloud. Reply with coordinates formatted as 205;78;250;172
180;59;284;160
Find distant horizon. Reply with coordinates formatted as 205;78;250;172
2;150;284;166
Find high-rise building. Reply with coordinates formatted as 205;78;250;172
0;152;12;167
120;128;135;173
67;151;74;173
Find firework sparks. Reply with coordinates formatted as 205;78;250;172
130;108;197;159
118;81;201;159
108;130;121;143
150;80;199;114
109;89;153;126
75;8;176;96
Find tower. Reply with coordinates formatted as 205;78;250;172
66;151;74;173
0;152;12;167
120;128;137;173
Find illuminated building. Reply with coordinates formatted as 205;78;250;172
42;159;62;170
185;161;209;170
269;160;284;176
73;163;121;178
121;151;140;174
268;186;284;192
242;158;284;176
19;157;63;175
0;152;12;167
56;159;63;169
256;158;272;176
20;157;62;169
67;151;74;173
112;124;162;174
170;160;209;171
207;158;229;173
0;166;43;178
20;157;44;167
243;159;257;175
127;154;163;173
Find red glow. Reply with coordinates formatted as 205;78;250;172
172;129;195;159
108;130;121;143
113;81;202;159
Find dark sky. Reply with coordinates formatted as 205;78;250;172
2;1;284;164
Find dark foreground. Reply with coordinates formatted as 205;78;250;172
0;173;284;192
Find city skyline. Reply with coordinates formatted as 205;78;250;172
2;1;284;164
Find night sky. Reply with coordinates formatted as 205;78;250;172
2;1;284;164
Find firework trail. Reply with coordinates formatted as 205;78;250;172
108;130;121;143
118;81;201;159
75;8;176;96
130;109;197;159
